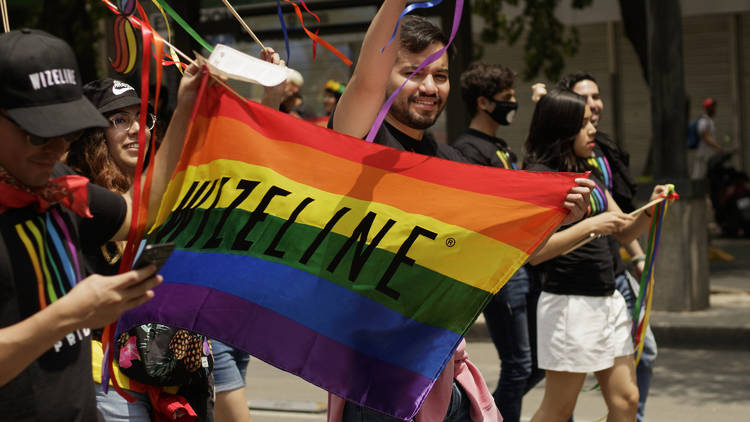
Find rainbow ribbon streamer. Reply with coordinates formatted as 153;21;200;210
366;0;463;142
632;185;679;365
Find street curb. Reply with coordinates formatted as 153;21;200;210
466;319;750;351
649;324;750;350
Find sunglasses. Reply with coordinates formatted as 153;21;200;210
0;112;84;145
27;130;85;145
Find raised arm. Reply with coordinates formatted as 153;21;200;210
260;47;287;110
530;184;669;265
111;63;203;241
332;0;407;138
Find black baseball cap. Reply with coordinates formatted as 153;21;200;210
0;29;108;138
83;78;143;114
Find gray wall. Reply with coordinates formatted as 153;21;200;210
473;10;750;178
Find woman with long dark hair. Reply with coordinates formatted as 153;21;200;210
523;89;667;422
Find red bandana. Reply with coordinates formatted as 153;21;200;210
0;166;93;218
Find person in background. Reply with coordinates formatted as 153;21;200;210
211;339;252;422
523;89;668;422
534;72;659;422
692;98;727;179
310;79;347;126
280;68;313;119
556;72;658;422
322;79;346;116
454;62;544;422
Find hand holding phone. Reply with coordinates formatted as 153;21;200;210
133;243;175;276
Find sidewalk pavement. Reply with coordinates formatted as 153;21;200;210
244;237;750;421
467;237;750;350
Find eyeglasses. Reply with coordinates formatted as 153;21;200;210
108;112;156;132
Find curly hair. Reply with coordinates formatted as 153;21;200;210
522;89;593;173
460;62;516;116
65;128;132;194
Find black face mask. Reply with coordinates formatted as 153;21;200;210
485;99;518;126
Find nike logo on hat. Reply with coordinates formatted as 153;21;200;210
112;80;135;96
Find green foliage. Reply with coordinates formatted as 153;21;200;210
8;0;107;81
472;0;594;81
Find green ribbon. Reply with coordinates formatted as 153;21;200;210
154;0;213;53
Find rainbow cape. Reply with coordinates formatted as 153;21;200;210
119;73;583;420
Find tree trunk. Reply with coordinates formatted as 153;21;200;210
646;0;687;179
618;0;648;85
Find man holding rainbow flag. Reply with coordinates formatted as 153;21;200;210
319;1;595;420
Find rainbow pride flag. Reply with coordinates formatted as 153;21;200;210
119;73;583;420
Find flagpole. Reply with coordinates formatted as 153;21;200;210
220;0;266;51
1;0;10;33
560;197;667;255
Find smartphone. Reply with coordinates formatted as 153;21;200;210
133;243;175;275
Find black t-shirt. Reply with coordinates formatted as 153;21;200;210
54;164;123;277
528;163;615;297
328;111;467;162
373;122;467;161
0;163;127;421
452;129;518;169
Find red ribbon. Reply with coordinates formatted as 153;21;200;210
0;171;92;218
297;0;321;59
282;0;352;66
101;0;163;403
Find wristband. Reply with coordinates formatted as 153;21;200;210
631;256;646;264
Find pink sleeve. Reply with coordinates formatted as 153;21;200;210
326;339;502;422
453;340;503;421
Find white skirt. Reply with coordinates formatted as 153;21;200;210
537;290;633;373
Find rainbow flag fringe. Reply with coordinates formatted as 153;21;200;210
632;185;678;365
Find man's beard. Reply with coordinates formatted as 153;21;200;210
387;93;445;130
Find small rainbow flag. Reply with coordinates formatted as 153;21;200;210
120;73;583;420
